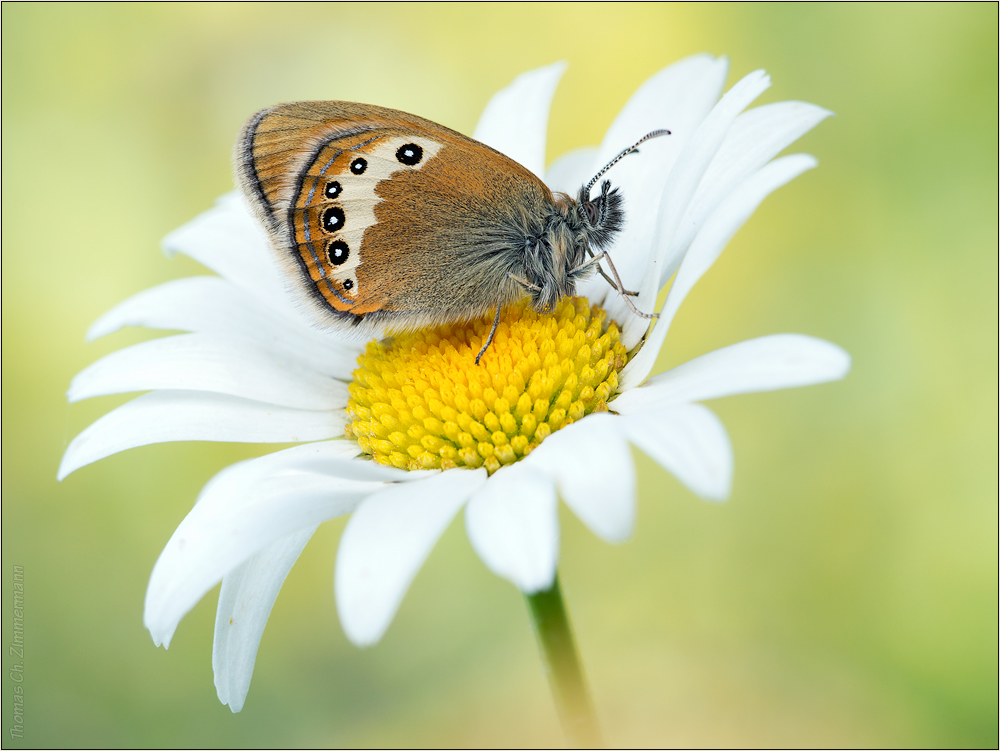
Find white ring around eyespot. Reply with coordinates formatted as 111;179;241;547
314;135;444;296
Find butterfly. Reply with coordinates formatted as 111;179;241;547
234;101;667;362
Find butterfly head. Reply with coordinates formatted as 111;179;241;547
519;181;624;313
577;179;625;252
519;131;671;320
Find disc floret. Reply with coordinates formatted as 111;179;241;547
346;297;628;474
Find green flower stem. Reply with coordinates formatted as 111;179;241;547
525;574;602;748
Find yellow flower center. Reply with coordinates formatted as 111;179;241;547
345;297;628;474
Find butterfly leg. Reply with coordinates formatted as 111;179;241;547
579;254;640;296
508;272;541;292
476;304;503;365
575;244;640;297
590;251;658;320
570;253;605;275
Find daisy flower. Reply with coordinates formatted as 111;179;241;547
59;54;850;729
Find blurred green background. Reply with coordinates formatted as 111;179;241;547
2;3;996;747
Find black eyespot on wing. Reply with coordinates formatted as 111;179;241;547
343;279;354;291
327;240;349;266
324;180;342;199
350;158;367;175
395;143;423;166
322;206;345;233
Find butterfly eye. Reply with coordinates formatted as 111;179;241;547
396;143;423;166
343;279;355;291
327;240;349;265
583;201;599;224
324;181;342;199
350;158;367;175
322;207;345;233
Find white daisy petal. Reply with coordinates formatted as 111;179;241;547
473;61;567;178
88;276;245;340
666;102;833;283
335;468;488;647
526;414;636;544
581;55;730;305
619;69;773;347
214;525;316;713
67;333;347;410
58;391;346;480
595;53;729;170
620;153;819;389
646;68;772;277
146;443;396;648
465;463;559;593
148;473;371;649
619;404;733;502
193;439;409;492
162;193;297;317
616;334;851;414
86;277;363;380
545;146;598;195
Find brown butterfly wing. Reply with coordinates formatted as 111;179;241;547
235;102;554;330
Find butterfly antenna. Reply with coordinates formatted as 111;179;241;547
584;129;671;198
